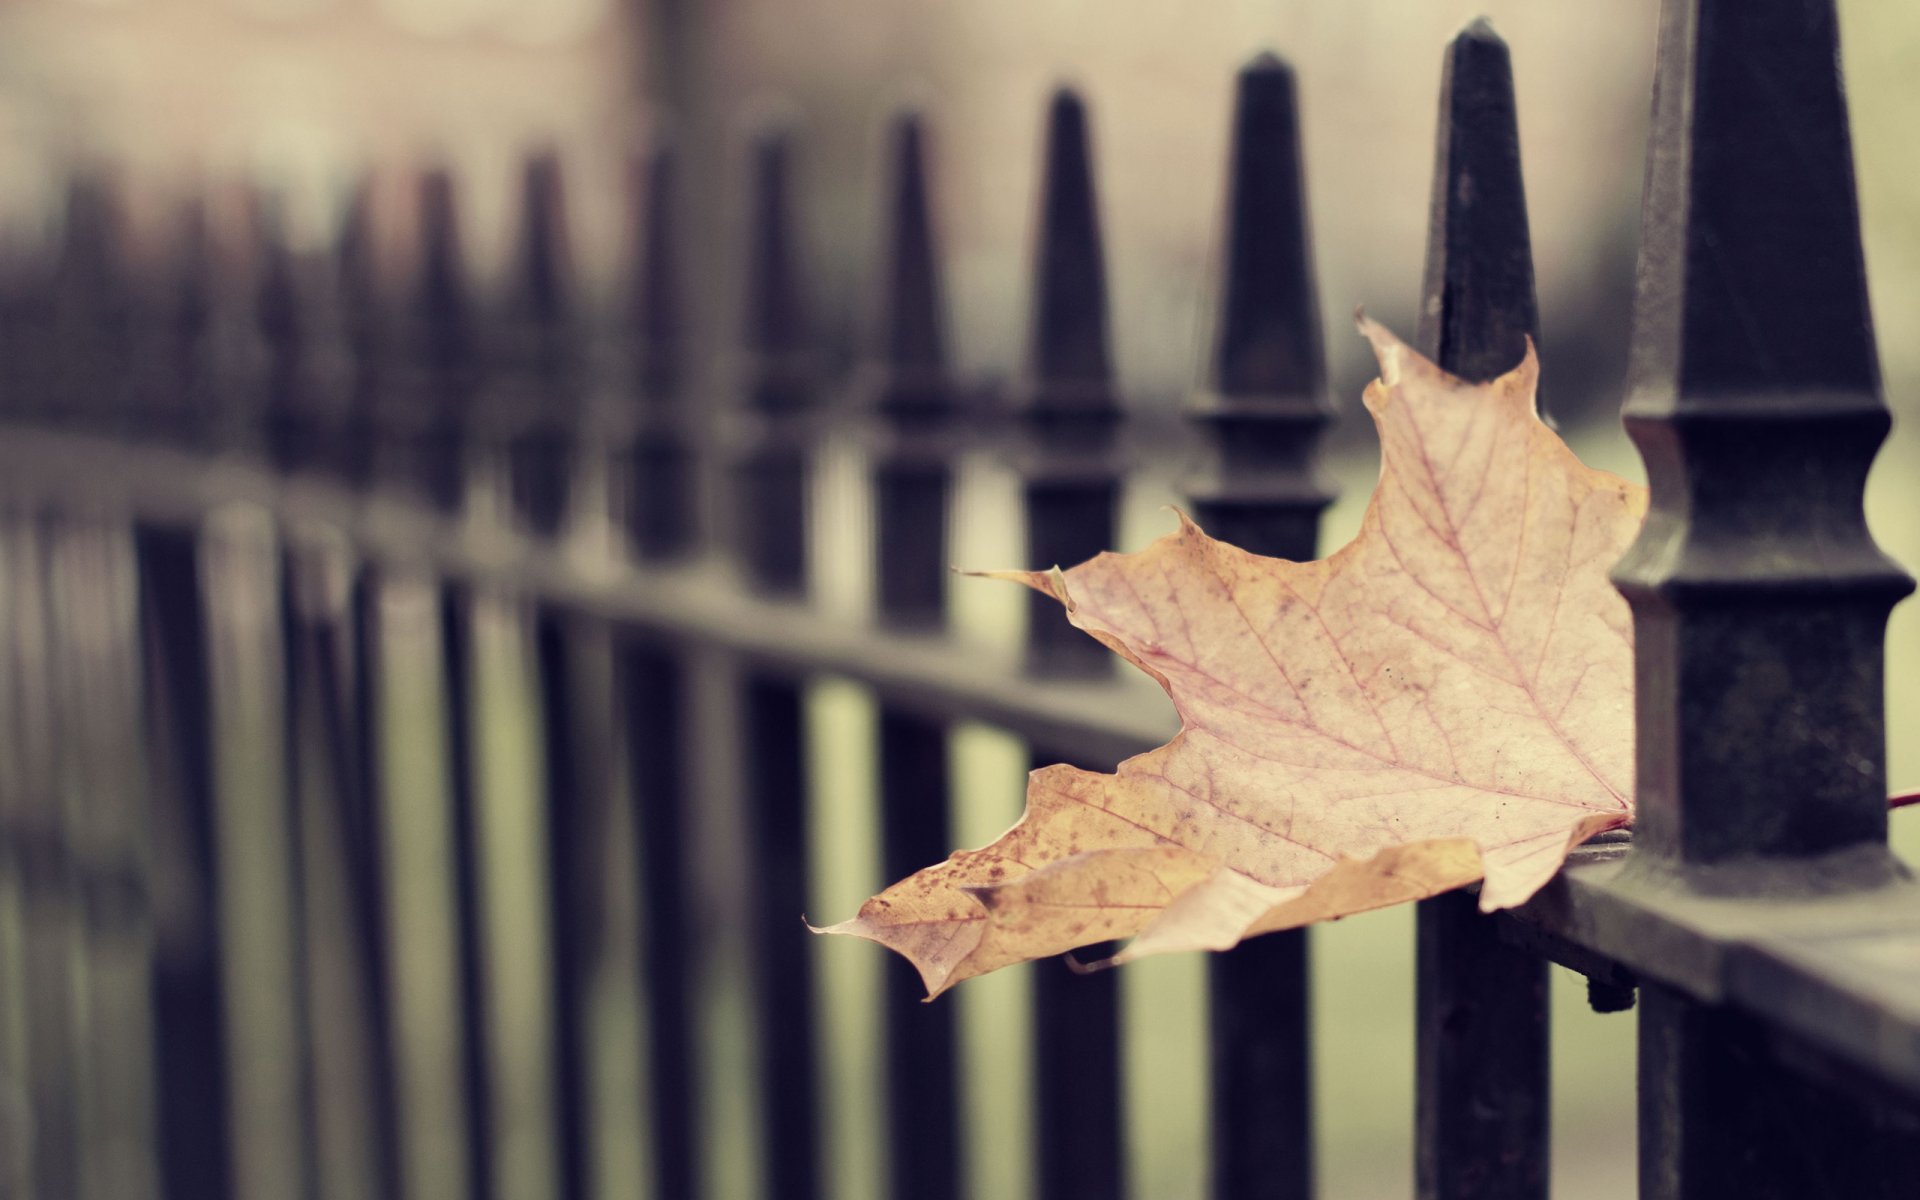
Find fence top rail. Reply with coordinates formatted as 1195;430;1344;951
0;421;1173;762
1510;845;1920;1101
9;417;1918;1102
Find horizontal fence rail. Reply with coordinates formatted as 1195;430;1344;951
1;2;1918;1199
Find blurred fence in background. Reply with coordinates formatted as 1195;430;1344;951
2;3;1920;1200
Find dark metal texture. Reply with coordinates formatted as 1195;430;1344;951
731;128;815;595
258;204;316;475
398;171;475;515
733;123;822;1200
135;522;235;1200
504;153;579;538
1019;87;1127;1200
335;183;387;488
1616;0;1911;871
1638;983;1920;1199
438;583;496;1200
743;674;821;1200
1411;22;1552;1200
1187;53;1330;1200
1615;2;1920;1190
533;606;603;1200
625;145;698;562
869;111;963;1200
619;637;700;1198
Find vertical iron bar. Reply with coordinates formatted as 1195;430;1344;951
868;113;962;1200
1616;2;1918;1196
438;583;494;1200
135;523;234;1200
1185;53;1332;1200
620;136;702;1200
731;126;821;1200
1017;88;1127;1200
402;176;495;1200
617;639;699;1198
1409;23;1551;1200
533;608;606;1200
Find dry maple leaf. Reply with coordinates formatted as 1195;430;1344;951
821;318;1647;998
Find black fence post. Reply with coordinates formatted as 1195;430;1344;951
1016;87;1127;1200
503;151;581;539
867;111;964;1200
625;145;697;561
49;176;135;436
1408;22;1552;1200
399;170;498;1200
401;170;475;516
1186;52;1332;1200
731;125;823;1200
136;522;236;1200
532;605;611;1200
616;138;704;1200
1614;2;1919;1197
335;183;386;489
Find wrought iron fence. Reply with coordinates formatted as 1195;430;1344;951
1;1;1917;1199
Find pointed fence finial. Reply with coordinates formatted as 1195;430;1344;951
404;167;473;512
1019;85;1122;684
511;148;573;379
334;178;386;486
874;111;948;406
633;143;683;404
252;194;312;471
743;125;811;415
1614;0;1910;870
868;109;956;629
52;174;134;431
624;141;696;561
729;121;816;594
1028;87;1112;396
1187;51;1333;563
1416;16;1538;385
1409;26;1551;1200
501;148;579;538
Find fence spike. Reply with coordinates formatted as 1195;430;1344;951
52;174;134;431
634;144;683;404
1192;51;1329;1200
1416;16;1539;387
623;143;696;562
743;126;811;416
875;112;948;406
1187;50;1333;561
729;124;815;592
332;180;385;487
406;168;473;512
511;149;572;378
1020;84;1121;677
414;168;472;383
1614;0;1910;869
1014;83;1129;1200
253;195;311;471
1409;22;1552;1200
503;150;578;537
1028;87;1112;399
